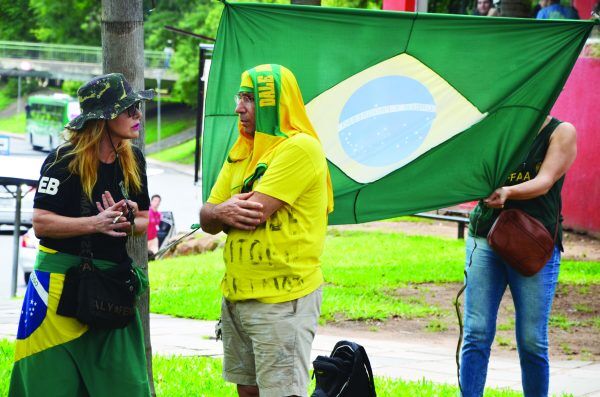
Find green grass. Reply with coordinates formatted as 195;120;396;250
496;336;511;347
382;216;435;224
573;304;593;313
0;90;12;111
148;139;196;164
497;319;515;331
0;112;26;133
0;339;538;396
0;340;13;396
144;113;195;145
150;230;600;323
425;319;448;332
593;317;600;331
549;315;581;331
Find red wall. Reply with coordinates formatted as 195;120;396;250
382;0;416;11
574;0;595;20
551;56;600;234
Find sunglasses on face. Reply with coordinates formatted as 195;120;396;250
125;102;141;118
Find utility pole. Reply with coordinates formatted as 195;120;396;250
101;1;155;395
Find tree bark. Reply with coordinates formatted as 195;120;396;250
101;1;155;396
291;0;322;5
498;0;531;17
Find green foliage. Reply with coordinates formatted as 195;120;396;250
0;86;12;111
323;0;382;9
28;0;101;45
3;78;40;99
61;81;81;97
0;0;37;41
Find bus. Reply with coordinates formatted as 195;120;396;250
25;94;80;151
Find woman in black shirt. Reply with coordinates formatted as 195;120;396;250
10;73;153;397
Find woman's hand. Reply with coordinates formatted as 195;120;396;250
484;187;509;209
95;191;132;237
96;190;138;221
92;200;131;237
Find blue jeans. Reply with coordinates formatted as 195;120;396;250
459;236;561;397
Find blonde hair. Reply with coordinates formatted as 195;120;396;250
54;120;143;201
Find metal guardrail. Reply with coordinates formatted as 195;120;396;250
414;212;470;239
0;40;166;69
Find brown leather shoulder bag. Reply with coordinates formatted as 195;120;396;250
487;209;557;277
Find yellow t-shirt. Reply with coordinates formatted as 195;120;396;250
207;134;328;303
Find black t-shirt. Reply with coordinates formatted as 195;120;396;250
34;145;150;265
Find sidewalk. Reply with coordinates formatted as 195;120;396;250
1;298;599;396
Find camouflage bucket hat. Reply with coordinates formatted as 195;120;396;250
66;73;155;131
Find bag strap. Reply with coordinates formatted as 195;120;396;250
79;191;94;261
355;345;376;396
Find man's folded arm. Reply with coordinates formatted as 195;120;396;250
200;192;264;234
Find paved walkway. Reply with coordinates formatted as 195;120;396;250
0;298;598;396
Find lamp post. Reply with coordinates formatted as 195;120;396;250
156;69;162;150
156;41;173;150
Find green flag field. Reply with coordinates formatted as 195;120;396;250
202;2;594;224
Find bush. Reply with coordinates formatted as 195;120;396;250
4;77;40;98
61;80;81;97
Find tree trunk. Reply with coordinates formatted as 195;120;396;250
101;1;155;396
291;0;322;5
499;0;531;17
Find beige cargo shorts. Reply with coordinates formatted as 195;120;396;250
221;287;322;397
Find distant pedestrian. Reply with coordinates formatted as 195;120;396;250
148;194;162;254
163;40;174;69
537;0;579;19
472;0;493;16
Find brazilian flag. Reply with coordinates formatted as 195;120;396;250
202;2;594;224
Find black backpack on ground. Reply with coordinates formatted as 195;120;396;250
311;340;376;397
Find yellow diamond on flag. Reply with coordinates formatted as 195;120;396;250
306;53;487;183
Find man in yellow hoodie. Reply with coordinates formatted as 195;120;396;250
201;64;333;397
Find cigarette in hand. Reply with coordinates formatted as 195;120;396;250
112;212;123;224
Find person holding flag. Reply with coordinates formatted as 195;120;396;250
460;116;577;396
200;64;334;397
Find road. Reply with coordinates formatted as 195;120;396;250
0;133;201;298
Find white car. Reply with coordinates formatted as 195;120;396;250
19;227;39;284
0;186;35;226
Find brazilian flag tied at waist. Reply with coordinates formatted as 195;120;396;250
9;247;150;397
202;1;596;224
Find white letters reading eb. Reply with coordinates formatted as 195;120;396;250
38;177;59;195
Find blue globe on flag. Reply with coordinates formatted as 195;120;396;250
338;76;436;167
